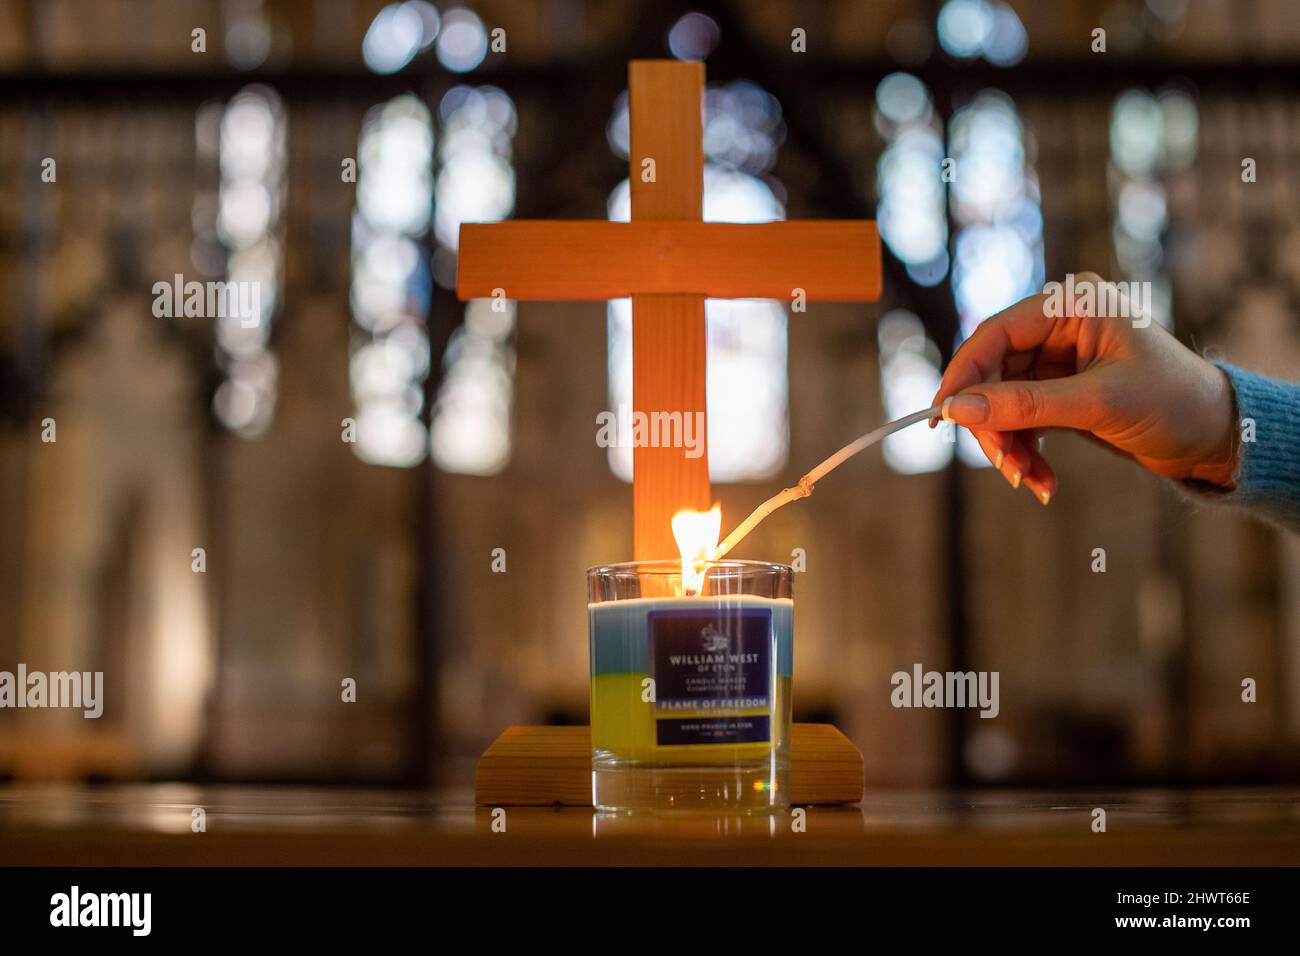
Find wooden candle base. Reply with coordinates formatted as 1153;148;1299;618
475;723;864;807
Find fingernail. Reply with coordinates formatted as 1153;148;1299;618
1009;469;1021;489
1039;489;1051;506
994;450;1004;470
943;394;990;426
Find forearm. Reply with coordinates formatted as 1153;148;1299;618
1180;364;1300;530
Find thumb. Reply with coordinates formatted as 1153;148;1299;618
942;377;1102;432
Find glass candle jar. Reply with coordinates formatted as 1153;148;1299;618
587;560;793;813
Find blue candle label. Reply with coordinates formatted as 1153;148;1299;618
649;608;772;746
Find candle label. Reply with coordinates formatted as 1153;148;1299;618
649;608;772;746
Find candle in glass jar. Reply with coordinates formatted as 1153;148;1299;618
587;562;793;812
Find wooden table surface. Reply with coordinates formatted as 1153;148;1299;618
1;784;1298;866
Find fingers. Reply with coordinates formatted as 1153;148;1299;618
999;433;1033;489
942;376;1102;433
930;293;1056;408
930;269;1123;421
927;274;1113;500
971;429;1014;479
972;427;1057;504
1020;439;1057;506
929;272;1115;422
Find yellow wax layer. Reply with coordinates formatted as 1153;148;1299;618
591;672;792;765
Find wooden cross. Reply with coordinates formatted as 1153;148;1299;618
457;60;881;560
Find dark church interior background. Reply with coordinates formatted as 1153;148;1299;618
1;0;1298;791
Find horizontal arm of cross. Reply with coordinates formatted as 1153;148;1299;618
456;220;881;302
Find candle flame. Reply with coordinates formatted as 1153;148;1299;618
671;505;721;596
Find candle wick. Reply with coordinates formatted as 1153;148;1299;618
710;404;944;560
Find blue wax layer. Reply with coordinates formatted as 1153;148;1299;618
589;596;793;677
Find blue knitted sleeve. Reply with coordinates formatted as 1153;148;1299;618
1180;364;1300;530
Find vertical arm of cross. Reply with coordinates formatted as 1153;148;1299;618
629;60;711;562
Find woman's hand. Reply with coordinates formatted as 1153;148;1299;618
931;273;1239;504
